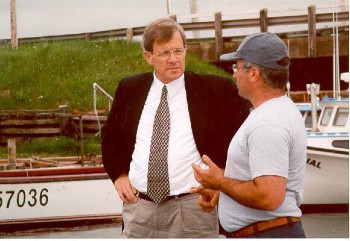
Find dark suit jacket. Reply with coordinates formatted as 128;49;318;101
102;71;250;183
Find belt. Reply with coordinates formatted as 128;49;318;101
225;216;301;238
138;192;191;203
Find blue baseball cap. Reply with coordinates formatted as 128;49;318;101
220;32;290;70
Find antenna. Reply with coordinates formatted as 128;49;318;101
286;39;291;97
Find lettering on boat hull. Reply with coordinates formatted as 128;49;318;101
306;158;321;169
0;188;49;209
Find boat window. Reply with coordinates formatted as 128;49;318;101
332;140;349;149
305;111;312;128
333;108;349;126
305;110;321;128
320;107;333;126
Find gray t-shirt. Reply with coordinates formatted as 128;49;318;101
218;95;307;232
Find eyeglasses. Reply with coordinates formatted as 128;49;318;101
151;48;186;58
231;64;238;73
231;63;252;73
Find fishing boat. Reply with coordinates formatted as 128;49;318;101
298;2;349;207
0;157;123;231
0;84;122;232
302;95;349;206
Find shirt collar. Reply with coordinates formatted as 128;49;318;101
152;72;185;100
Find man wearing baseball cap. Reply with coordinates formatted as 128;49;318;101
190;33;307;238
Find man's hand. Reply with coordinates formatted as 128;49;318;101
114;174;138;204
191;155;224;190
190;187;220;212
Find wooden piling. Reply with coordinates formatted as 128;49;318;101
59;105;69;135
215;12;223;61
166;0;172;15
79;116;85;166
8;138;17;170
84;33;91;40
308;5;317;57
10;0;18;49
260;9;268;32
126;28;133;44
190;0;200;39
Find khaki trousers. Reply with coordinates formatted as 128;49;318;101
121;193;219;238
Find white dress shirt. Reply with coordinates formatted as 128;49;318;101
129;73;205;195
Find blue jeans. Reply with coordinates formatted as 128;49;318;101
245;221;306;238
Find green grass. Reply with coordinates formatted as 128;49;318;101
0;40;230;111
0;136;102;159
0;39;230;158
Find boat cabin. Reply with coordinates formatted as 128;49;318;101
317;97;349;133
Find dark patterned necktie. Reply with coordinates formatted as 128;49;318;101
147;85;170;204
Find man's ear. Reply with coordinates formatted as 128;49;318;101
143;51;153;65
249;66;260;83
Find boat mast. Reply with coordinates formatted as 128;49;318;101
332;0;341;99
335;1;341;99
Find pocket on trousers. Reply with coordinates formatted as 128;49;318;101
123;199;154;229
180;196;218;231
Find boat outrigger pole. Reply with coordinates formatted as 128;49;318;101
332;0;341;99
306;83;320;132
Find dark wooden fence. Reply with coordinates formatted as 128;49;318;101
0;107;106;140
3;5;348;59
0;107;107;168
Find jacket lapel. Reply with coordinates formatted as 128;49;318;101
125;73;153;140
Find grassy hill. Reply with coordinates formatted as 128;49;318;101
0;40;231;159
0;40;230;111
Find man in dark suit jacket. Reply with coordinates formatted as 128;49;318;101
102;18;249;238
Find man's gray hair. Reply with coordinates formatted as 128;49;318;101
243;60;289;89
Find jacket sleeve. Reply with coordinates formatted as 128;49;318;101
209;76;251;169
101;79;129;184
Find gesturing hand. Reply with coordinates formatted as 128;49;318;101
191;155;224;190
189;187;220;212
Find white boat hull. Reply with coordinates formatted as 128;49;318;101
0;166;122;227
303;135;349;205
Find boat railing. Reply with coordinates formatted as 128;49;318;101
308;132;349;137
93;83;113;135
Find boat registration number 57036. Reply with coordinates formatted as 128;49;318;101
0;188;48;208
